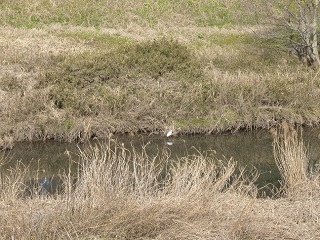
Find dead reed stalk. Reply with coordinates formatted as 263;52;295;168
0;140;258;239
272;122;309;197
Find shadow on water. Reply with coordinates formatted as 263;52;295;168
1;128;320;197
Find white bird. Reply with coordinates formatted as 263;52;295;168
166;130;173;137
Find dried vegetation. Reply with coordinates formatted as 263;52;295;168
1;125;320;239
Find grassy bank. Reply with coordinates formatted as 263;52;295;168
1;0;320;147
0;126;320;239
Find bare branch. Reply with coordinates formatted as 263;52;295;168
261;0;320;66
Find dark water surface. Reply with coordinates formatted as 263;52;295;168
2;128;320;195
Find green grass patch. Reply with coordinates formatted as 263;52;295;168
196;2;232;27
43;37;203;86
0;0;260;29
40;38;204;116
0;0;116;28
192;31;291;73
208;33;253;46
56;31;130;49
191;2;255;27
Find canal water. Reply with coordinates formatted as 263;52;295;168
1;128;320;196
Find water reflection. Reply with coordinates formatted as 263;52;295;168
1;128;320;196
39;177;63;196
24;177;64;197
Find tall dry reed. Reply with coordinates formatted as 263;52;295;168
271;122;317;198
0;140;257;239
2;137;320;239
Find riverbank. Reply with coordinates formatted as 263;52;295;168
1;0;320;149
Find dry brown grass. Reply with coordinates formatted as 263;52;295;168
246;196;320;239
1;134;320;239
0;140;257;239
1;21;320;146
272;122;309;197
272;123;320;200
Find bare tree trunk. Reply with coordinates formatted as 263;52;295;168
295;0;320;66
311;0;320;66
